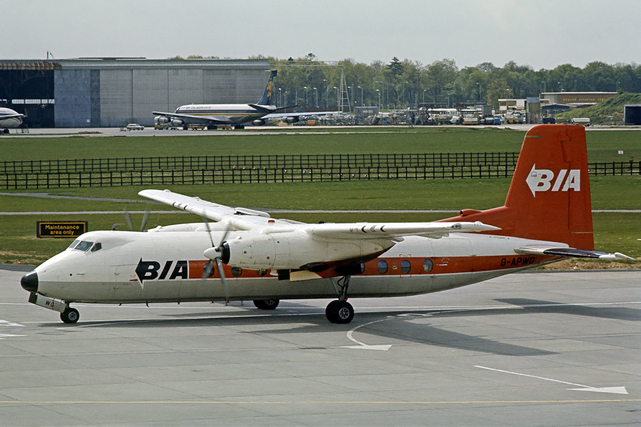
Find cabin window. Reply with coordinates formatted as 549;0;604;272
73;241;94;252
401;260;411;274
423;259;433;273
377;260;388;274
231;267;243;277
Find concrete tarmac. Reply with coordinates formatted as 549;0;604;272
1;267;639;426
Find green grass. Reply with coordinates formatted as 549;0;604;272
2;127;639;163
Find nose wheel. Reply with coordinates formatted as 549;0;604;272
60;307;79;324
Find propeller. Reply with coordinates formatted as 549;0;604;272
123;206;150;231
201;217;231;304
113;206;150;231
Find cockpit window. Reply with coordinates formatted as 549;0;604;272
68;239;80;249
90;243;102;252
72;241;94;252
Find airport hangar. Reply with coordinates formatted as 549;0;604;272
0;58;271;128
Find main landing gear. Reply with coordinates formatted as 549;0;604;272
325;275;355;324
253;299;280;310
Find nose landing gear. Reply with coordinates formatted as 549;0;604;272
60;307;80;324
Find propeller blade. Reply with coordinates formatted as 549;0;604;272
202;216;216;248
140;207;150;232
218;222;231;248
200;216;232;304
215;257;230;304
202;260;215;279
124;208;134;231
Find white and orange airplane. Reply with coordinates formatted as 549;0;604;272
21;125;631;324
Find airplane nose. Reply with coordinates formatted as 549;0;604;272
21;271;38;293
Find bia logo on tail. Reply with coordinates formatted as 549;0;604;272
526;165;581;197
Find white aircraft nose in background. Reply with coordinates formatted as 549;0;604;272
0;107;24;132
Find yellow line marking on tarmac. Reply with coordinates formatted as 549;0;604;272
0;399;639;405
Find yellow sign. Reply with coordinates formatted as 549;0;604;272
37;221;87;238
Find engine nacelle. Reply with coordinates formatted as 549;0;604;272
252;119;266;126
217;231;389;271
282;116;299;124
155;116;170;124
171;119;184;127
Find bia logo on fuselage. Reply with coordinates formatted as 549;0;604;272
135;259;188;283
526;164;581;197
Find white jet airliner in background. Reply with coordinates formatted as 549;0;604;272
21;125;631;324
153;70;325;129
0;107;24;133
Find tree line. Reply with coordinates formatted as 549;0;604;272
245;54;641;111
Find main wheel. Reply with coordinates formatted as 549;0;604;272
60;307;79;324
253;299;280;310
325;300;354;324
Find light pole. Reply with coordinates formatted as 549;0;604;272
313;87;318;108
334;87;338;111
324;80;328;108
423;89;426;105
376;89;381;110
278;88;282;107
358;86;363;106
304;86;308;109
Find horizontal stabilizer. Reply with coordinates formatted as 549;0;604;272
248;104;277;114
515;246;634;261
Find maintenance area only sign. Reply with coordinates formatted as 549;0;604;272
37;221;87;238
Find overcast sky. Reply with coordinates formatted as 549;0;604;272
6;0;639;70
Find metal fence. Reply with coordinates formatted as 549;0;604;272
0;152;519;174
1;155;638;190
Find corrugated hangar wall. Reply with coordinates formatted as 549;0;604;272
52;59;270;127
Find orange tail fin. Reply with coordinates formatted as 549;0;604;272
441;124;594;249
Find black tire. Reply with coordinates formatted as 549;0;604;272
325;300;340;323
325;300;354;324
253;299;280;310
61;307;79;324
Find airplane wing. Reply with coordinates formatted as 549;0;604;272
152;111;234;126
140;189;501;276
515;245;633;261
305;221;499;239
264;111;336;119
139;189;275;231
140;189;499;238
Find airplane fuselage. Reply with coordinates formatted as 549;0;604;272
29;227;558;305
175;104;268;125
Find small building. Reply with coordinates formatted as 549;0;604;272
624;105;641;125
